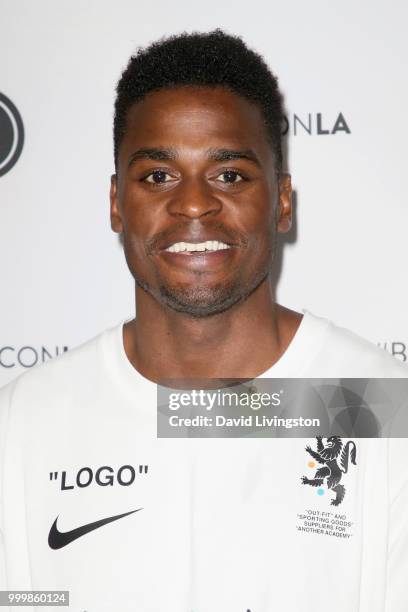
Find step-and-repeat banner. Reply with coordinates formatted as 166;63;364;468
1;0;407;386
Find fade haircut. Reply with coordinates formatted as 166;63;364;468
113;29;284;171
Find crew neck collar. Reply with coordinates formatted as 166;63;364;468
258;309;330;377
102;309;331;396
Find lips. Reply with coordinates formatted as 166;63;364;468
159;245;235;271
157;236;240;271
145;223;246;272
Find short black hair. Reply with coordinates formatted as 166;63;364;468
113;29;284;171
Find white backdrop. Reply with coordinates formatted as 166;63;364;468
1;0;407;386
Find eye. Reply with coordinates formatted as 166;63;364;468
144;170;174;184
217;170;245;184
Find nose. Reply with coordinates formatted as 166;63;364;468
166;176;222;219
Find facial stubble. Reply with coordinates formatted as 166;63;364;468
125;230;278;319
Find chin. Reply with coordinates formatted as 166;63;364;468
158;275;266;318
160;292;244;319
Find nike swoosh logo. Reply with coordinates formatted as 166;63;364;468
48;508;143;550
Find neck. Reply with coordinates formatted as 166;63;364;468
123;278;302;383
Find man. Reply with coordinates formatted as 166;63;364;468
0;30;407;612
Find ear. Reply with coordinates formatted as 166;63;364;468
110;174;123;233
276;173;292;233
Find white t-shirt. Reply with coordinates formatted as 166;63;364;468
0;310;407;612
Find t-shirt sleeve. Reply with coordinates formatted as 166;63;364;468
0;530;5;589
0;382;11;589
385;437;408;611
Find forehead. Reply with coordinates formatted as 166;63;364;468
121;86;273;161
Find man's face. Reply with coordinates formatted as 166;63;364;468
110;85;291;317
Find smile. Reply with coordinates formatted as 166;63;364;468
164;241;231;254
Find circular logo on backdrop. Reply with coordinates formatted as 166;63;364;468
0;92;24;177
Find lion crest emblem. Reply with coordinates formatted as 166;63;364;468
301;436;357;506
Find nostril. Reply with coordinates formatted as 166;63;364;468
167;195;222;218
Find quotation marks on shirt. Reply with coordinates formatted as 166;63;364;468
49;464;149;490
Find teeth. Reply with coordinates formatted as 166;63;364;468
165;240;231;253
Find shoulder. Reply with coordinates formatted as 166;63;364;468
0;321;123;407
305;311;408;377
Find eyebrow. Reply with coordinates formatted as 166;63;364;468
206;148;261;167
128;147;177;166
127;147;261;167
